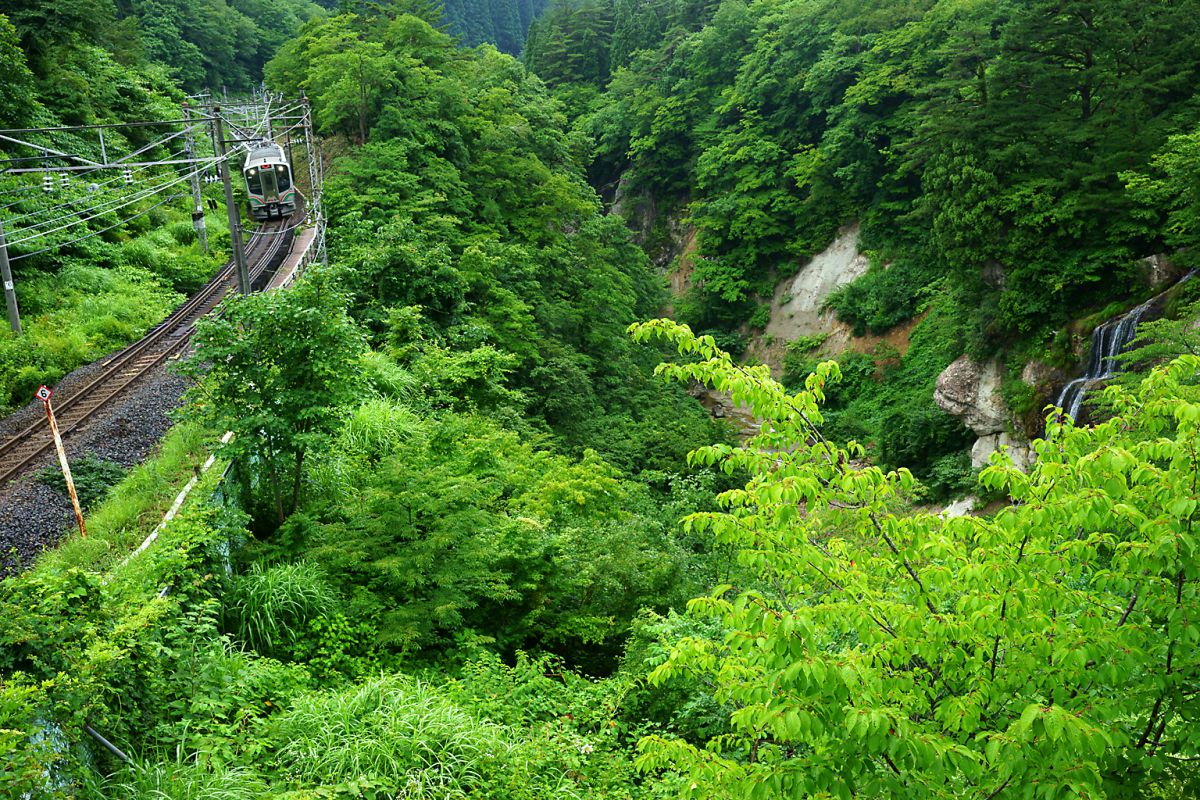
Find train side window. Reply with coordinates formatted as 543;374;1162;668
275;164;291;193
245;169;263;195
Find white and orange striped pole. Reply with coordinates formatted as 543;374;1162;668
37;385;86;538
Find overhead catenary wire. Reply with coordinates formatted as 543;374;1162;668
0;116;222;220
6;157;220;248
5;159;212;242
1;147;193;228
0;95;320;273
8;192;188;262
0;120;212;173
4;107;293;246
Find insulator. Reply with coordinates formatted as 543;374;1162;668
123;167;133;185
42;173;53;193
59;174;69;189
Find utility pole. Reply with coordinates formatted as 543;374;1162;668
301;95;328;267
0;217;21;335
182;102;209;253
213;108;252;294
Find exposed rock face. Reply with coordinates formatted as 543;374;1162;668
1021;360;1061;389
936;355;1036;473
762;223;870;344
1140;253;1183;289
688;385;762;440
934;355;1010;436
971;432;1035;471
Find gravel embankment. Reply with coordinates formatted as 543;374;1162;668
0;362;192;576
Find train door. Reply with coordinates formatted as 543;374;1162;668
259;165;279;203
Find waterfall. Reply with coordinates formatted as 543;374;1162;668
1055;300;1153;421
1055;270;1196;422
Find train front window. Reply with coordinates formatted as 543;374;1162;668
275;164;291;193
245;169;262;195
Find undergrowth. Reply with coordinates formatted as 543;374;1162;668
0;208;228;412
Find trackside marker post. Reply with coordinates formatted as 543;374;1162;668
37;386;86;538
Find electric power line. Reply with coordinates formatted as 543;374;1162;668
6;157;220;248
1;147;193;228
9;193;189;262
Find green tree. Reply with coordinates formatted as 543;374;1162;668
1124;126;1200;254
306;15;399;141
0;15;38;129
632;319;1200;798
183;273;367;525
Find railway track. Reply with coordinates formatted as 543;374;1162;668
0;216;295;489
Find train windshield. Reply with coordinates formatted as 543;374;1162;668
244;168;263;196
275;164;291;193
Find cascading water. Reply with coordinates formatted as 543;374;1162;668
1055;270;1197;422
1054;299;1154;422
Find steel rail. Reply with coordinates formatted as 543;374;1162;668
0;215;295;488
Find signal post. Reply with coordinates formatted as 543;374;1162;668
212;108;252;295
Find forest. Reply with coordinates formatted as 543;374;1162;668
1;1;1199;799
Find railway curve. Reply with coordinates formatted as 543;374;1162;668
0;215;296;489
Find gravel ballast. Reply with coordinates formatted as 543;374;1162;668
0;360;193;576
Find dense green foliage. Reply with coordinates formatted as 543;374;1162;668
268;9;726;466
0;10;742;795
4;1;1200;799
520;0;1200;492
4;0;321;94
633;320;1200;798
443;0;549;54
528;0;1200;341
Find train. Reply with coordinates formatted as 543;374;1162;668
243;142;297;221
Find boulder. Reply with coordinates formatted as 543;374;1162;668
941;496;979;518
1020;360;1061;389
689;385;762;439
971;432;1034;471
1139;253;1183;289
934;355;1010;436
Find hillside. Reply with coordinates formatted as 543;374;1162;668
443;0;549;53
1;2;1199;799
527;0;1200;492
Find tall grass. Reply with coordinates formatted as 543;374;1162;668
32;422;215;576
340;397;422;457
81;757;268;800
226;561;338;656
266;675;509;797
307;394;424;502
361;348;419;402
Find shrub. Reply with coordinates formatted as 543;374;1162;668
166;220;198;247
825;255;941;335
225;562;339;658
36;455;127;510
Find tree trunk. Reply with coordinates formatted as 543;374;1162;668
289;448;305;517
